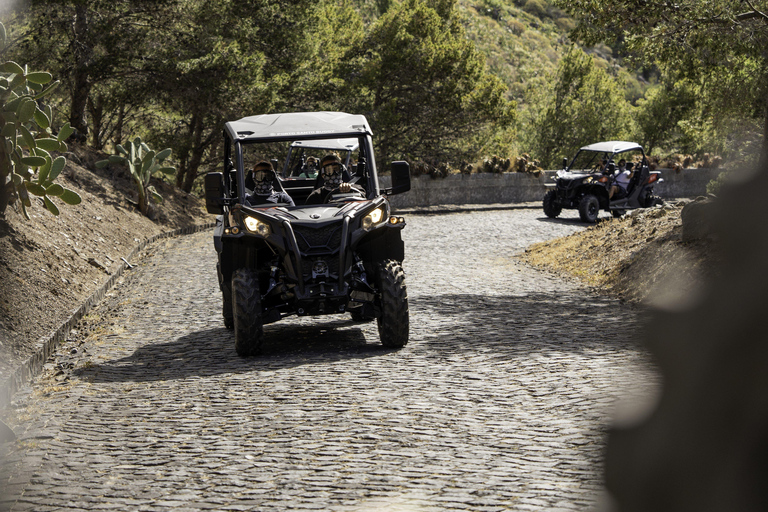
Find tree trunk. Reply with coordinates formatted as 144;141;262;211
87;94;103;149
113;103;125;148
761;103;768;171
182;114;205;192
175;110;198;189
69;5;92;138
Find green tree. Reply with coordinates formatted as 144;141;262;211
147;0;323;192
633;79;697;156
522;46;632;169
555;0;768;166
346;0;516;165
14;1;178;140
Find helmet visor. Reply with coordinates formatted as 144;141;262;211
322;163;341;177
253;170;271;182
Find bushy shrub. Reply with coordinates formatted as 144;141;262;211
523;0;549;19
514;153;542;175
480;155;513;173
411;160;454;179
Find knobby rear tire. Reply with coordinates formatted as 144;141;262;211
578;194;599;223
543;190;562;218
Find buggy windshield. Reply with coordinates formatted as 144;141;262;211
568;149;646;174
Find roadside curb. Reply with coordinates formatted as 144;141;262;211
0;222;216;411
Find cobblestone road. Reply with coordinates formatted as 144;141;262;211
1;207;657;511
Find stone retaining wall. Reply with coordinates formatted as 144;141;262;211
381;167;723;208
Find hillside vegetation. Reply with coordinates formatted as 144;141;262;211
3;0;758;204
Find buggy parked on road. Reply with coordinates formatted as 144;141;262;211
543;141;663;223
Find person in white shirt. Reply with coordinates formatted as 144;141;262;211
609;161;634;200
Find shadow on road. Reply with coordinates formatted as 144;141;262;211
77;317;394;383
408;291;642;357
535;215;612;226
77;290;641;383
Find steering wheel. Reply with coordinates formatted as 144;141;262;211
323;187;364;203
323;187;343;203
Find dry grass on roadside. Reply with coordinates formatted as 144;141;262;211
521;205;715;304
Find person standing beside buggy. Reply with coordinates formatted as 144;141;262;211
305;154;364;204
245;161;295;207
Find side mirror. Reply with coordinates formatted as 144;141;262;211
388;161;411;195
270;158;280;173
562;157;568;170
204;172;225;214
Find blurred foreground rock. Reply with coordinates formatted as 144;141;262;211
680;196;718;242
605;168;768;511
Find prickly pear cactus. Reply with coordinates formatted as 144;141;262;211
0;21;81;218
96;136;175;216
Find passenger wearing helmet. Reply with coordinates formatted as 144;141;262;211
298;156;319;179
305;154;364;205
245;161;295;207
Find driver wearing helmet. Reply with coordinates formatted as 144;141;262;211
245;161;295;207
305;153;363;205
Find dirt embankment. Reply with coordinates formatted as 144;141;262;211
0;144;212;386
522;202;719;306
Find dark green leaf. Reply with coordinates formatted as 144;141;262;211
59;188;82;205
44;196;59;216
45;183;64;196
25;181;46;196
148;185;163;204
57;122;74;142
156;148;172;161
21;155;46;167
35;138;61;152
33;107;50;129
0;61;24;75
25;72;52;85
49;156;66;181
17;98;36;123
32;80;60;100
19;125;36;150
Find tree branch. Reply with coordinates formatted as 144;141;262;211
736;0;768;23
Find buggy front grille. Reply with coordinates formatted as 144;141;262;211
292;222;344;280
293;224;343;253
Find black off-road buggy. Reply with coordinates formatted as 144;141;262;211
543;141;663;223
203;112;412;356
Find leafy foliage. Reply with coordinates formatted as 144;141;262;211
0;22;80;219
96;136;175;217
522;46;632;169
556;0;768;165
347;0;516;165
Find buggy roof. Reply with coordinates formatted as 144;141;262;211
579;141;643;154
290;138;360;151
225;112;372;142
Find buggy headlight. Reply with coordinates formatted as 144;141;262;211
244;216;271;237
362;206;385;230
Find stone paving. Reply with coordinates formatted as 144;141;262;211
0;208;658;511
